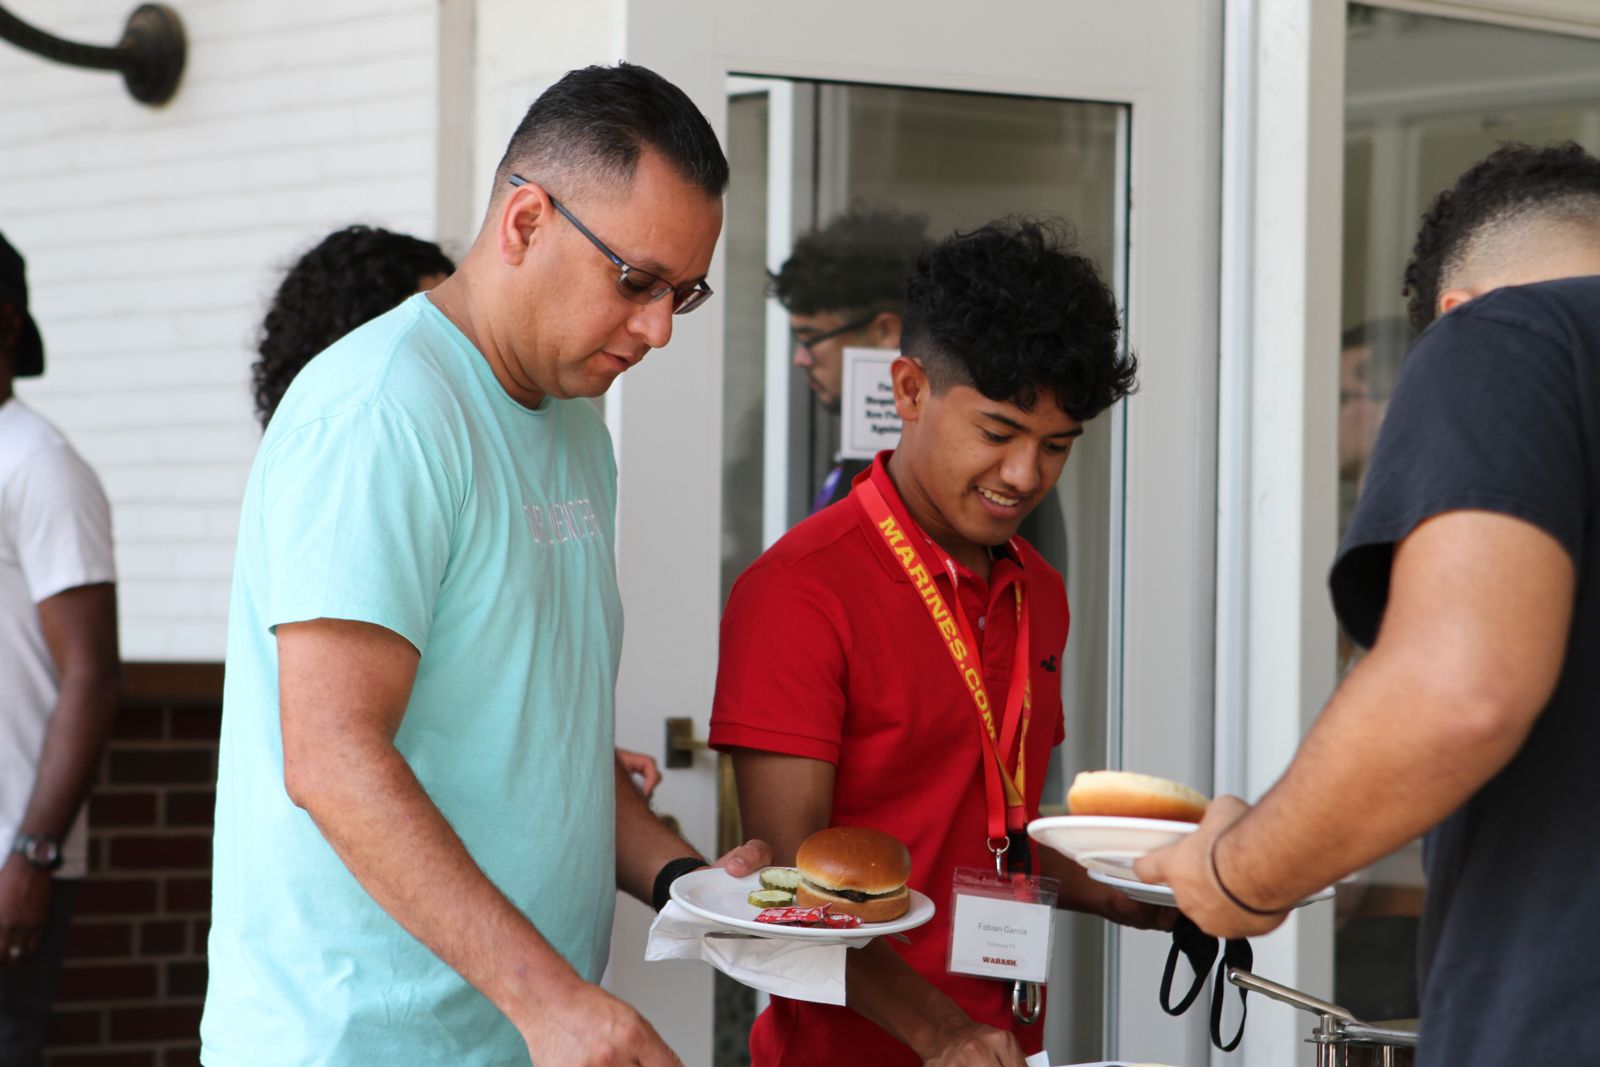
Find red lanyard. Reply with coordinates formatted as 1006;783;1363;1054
855;478;1033;848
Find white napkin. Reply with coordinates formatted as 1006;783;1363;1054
645;902;875;1005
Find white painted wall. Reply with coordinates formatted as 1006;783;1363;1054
464;1;624;249
0;0;442;660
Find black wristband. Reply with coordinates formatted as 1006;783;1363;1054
1208;833;1281;918
652;856;709;912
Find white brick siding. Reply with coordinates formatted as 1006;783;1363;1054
1;0;444;660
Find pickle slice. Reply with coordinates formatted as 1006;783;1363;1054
748;888;796;908
759;867;802;891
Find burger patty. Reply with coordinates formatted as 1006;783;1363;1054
800;878;901;903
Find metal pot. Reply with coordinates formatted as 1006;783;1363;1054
1228;967;1418;1067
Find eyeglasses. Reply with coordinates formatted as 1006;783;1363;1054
508;175;713;315
790;311;882;354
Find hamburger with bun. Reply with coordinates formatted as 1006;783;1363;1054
794;826;912;922
1068;770;1209;823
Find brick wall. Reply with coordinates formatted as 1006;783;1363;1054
45;664;223;1066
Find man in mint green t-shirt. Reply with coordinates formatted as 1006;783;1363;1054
201;64;768;1067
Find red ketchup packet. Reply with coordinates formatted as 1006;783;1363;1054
753;903;863;929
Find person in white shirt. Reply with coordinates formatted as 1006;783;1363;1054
0;229;120;1067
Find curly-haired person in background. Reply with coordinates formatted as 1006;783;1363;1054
1140;141;1600;1066
710;218;1171;1067
251;225;664;798
769;209;932;511
253;226;456;429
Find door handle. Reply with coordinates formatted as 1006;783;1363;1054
664;716;709;769
660;718;743;856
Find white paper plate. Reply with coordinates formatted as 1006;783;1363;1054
1088;869;1336;909
1027;815;1197;880
669;868;935;941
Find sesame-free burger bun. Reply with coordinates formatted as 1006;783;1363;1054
794;826;913;921
796;826;912;894
1067;770;1209;823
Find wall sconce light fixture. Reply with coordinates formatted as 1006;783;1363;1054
0;3;186;106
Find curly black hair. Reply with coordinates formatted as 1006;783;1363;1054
768;207;932;316
902;217;1134;422
253;226;454;428
1403;141;1600;332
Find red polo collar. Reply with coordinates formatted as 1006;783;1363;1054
850;450;1025;591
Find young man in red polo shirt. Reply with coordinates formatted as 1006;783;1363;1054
708;219;1169;1067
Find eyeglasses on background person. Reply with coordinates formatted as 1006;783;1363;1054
789;311;883;355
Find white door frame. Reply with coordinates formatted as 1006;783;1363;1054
609;4;1224;1063
724;75;818;549
1213;2;1346;1062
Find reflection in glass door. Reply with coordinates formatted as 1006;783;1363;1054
1339;2;1600;1027
722;77;1128;1064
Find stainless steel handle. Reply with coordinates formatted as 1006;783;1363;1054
1229;966;1418;1066
1226;967;1355;1022
1341;1022;1420;1048
661;720;743;857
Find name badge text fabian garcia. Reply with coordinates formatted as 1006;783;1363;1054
948;893;1054;983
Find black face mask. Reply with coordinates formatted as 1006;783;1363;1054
1159;915;1253;1052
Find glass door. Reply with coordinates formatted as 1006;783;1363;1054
721;77;1127;1064
609;4;1224;1064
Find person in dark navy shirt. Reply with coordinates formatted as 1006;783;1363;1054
1141;142;1600;1066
